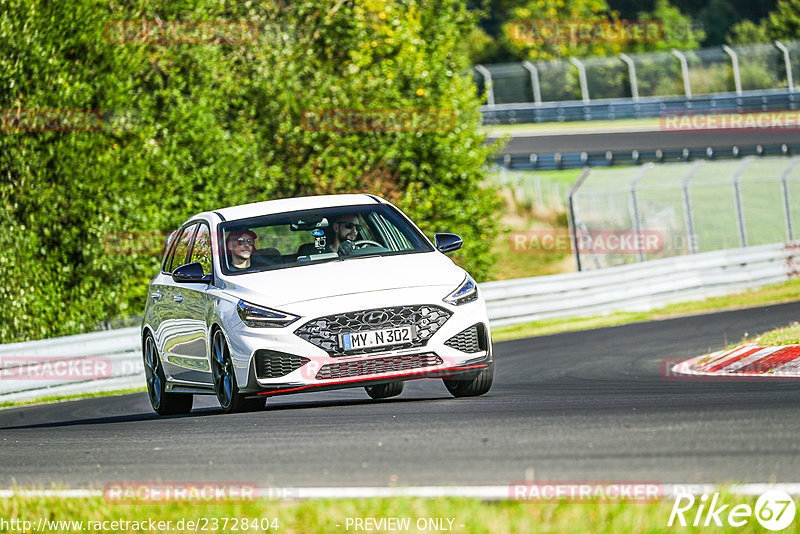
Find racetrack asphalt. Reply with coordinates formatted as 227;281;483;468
493;129;800;155
2;302;800;488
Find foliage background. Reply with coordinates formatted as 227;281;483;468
0;0;501;342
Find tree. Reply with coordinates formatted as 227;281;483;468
697;0;739;46
633;0;705;52
502;0;624;61
765;0;800;40
727;19;769;44
727;0;800;43
0;0;501;341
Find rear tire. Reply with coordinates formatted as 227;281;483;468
443;361;494;398
212;330;266;413
365;381;404;399
143;334;193;415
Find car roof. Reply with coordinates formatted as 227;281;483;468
202;194;387;222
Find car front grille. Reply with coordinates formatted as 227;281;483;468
294;305;453;357
315;353;443;380
254;350;310;379
444;324;485;353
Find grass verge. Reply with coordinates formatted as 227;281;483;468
0;387;145;409
492;278;800;341
0;494;790;533
748;322;800;346
480;117;661;136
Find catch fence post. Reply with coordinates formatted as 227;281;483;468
567;167;592;271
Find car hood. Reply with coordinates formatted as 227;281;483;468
219;252;466;307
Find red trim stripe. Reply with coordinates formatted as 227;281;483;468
698;348;744;370
705;347;765;373
733;346;800;374
256;364;489;396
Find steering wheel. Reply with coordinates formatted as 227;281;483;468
352;240;382;250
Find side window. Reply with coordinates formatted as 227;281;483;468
166;224;197;273
161;230;178;270
189;224;213;275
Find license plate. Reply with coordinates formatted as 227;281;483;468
341;326;414;351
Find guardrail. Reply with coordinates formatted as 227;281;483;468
481;89;800;125
2;241;797;402
0;327;143;403
482;242;798;326
491;143;800;170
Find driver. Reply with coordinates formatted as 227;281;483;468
226;230;257;269
329;214;361;256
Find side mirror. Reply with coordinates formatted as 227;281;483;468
434;233;463;254
172;262;213;284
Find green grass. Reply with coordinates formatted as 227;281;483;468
0;387;145;409
575;158;800;255
492;277;800;341
480;117;661;135
491;158;800;261
752;322;800;346
0;494;793;533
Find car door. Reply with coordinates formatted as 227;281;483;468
165;222;214;384
147;230;179;356
159;223;198;381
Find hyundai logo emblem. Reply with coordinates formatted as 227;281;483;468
364;311;389;326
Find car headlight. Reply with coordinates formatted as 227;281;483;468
236;299;299;328
443;275;478;306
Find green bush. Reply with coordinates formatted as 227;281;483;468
0;0;500;342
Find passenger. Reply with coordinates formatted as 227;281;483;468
226;230;257;270
329;215;361;256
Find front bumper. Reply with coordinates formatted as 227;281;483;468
224;293;492;397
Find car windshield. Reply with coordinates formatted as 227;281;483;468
218;204;434;275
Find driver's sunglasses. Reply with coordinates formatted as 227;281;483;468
234;237;255;246
341;222;362;231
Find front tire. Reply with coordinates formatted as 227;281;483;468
211;330;266;413
443;361;494;398
365;381;404;399
143;334;193;415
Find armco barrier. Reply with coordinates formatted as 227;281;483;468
480;89;800;125
1;242;797;402
0;327;143;403
482;242;797;326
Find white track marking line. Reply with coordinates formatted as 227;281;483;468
4;484;800;499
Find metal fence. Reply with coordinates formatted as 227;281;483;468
475;41;800;107
567;156;800;270
493;166;570;212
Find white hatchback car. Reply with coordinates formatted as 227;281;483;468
141;194;493;414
